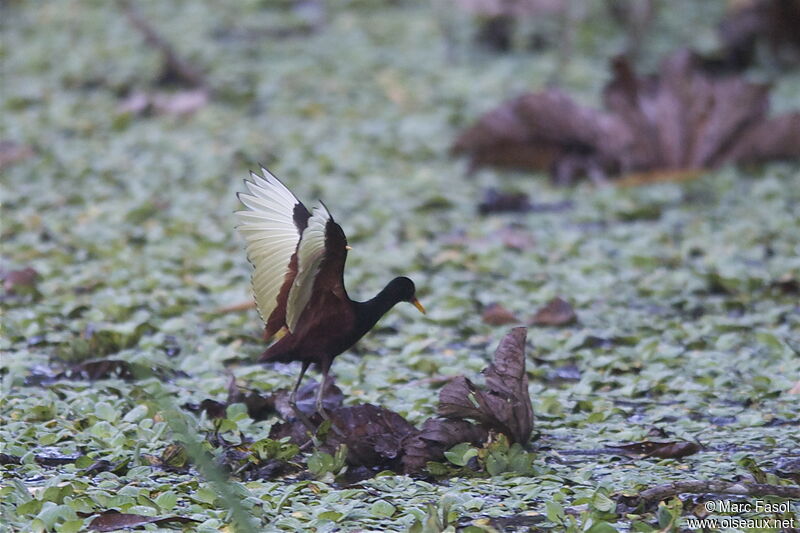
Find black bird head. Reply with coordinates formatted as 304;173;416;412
387;276;425;314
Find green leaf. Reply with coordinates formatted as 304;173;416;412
591;491;616;513
318;510;343;522
370;500;397;518
155;491;178;511
485;452;508;476
585;521;619;533
123;404;149;423
17;499;42;517
444;443;478;467
307;451;334;476
545;501;565;525
95;402;118;421
426;462;449;476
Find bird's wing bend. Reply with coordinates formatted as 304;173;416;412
285;203;332;332
235;168;309;328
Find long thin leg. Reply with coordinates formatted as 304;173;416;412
314;361;344;438
315;362;330;420
289;361;310;407
289;361;315;432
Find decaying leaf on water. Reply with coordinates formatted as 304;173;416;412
477;188;532;214
86;511;198;532
2;267;40;296
530;297;577;326
438;327;533;444
481;303;520;325
453;49;800;183
118;90;209;117
25;359;181;386
713;0;800;70
0;141;34;170
323;404;420;469
610;439;702;459
452;88;625;183
401;418;489;474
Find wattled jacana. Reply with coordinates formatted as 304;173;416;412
235;168;425;422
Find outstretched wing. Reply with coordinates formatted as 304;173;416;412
285;203;338;333
234;168;310;330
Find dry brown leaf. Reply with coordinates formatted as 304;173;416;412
326;404;419;468
401;418;488;474
477;188;531;214
439;327;533;444
0;141;34;170
453;49;800;183
2;267;39;295
482;303;520;325
118;89;209;117
452;89;627;183
530;297;577;326
88;511;198;532
715;0;800;70
611;440;702;459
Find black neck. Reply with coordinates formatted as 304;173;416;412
353;284;405;337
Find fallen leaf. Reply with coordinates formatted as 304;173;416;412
452;89;626;183
774;457;800;483
270;403;419;471
438;327;533;444
714;0;800;71
770;273;799;294
326;404;419;468
118;89;209;117
530;297;577;326
477;189;531;214
2;267;39;295
453;49;800;183
402;418;487;474
0;141;34;170
0;453;21;465
455;0;567;52
789;381;800;395
611;440;702;459
54;359;180;383
495;226;537;251
88;511;198;532
482;303;520;325
34;453;81;466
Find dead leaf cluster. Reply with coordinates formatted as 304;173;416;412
118;90;209;117
714;0;800;70
481;297;577;327
2;266;40;296
0;141;34;171
86;511;198;532
453;49;800;184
